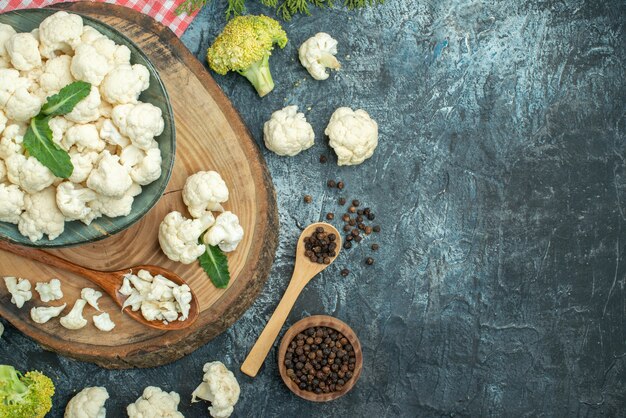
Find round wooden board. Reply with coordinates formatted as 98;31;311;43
0;3;278;369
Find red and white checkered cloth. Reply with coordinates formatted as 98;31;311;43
0;0;199;37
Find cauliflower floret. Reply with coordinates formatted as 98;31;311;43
49;115;74;147
112;103;164;150
35;278;63;302
99;118;129;148
18;186;65;242
59;298;88;330
30;303;66;324
182;171;229;218
56;181;97;222
6;154;56;193
93;313;115;332
119;144;144;168
192;361;240;418
0;24;17;58
0;123;26;159
38;11;83;58
263;105;314;156
325;107;378;166
65;85;101;123
5;87;42;122
3;276;32;308
158;211;214;264
0;68;29;107
5;33;41;71
70;43;111;86
64;386;109;418
101;64;150;105
203;211;244;253
88;182;141;220
0;183;24;224
39;54;74;94
119;277;133;296
172;285;192;321
68;148;98;183
91;36;131;68
81;288;102;311
131;148;162;185
298;32;341;81
0;109;7;134
86;150;132;198
0;159;5;182
63;123;105;152
122;290;143;312
80;26;104;45
127;387;183;418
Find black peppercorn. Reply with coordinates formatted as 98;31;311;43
326;212;334;220
327;180;336;188
352;199;360;207
340;268;349;277
304;195;312;203
365;257;374;265
338;197;346;205
320;155;327;163
371;243;379;251
373;225;381;232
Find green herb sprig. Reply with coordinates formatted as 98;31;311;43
199;244;231;288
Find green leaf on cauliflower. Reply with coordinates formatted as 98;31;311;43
41;80;91;117
23;116;74;178
199;244;231;288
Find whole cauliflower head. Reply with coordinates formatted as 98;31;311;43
325;107;378;166
38;11;83;58
65;85;101;123
101;64;150;105
35;278;63;302
192;361;240;418
0;183;25;224
263;105;314;156
127;386;184;418
63;123;105;152
131;147;162;186
112;102;164;150
30;303;66;324
18;186;65;242
39;54;74;94
182;171;229;218
59;298;88;330
5;87;42;122
86;150;133;198
64;386;109;418
56;182;97;222
3;276;32;308
6;154;56;194
298;32;341;81
158;211;215;264
203;211;244;253
5;32;41;71
71;44;110;86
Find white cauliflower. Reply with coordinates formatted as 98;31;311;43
38;11;83;58
80;26;104;45
68;149;98;184
81;288;102;311
325;107;378;166
0;68;29;107
192;361;240;418
86;150;132;198
126;386;184;418
5;154;56;194
4;87;42;122
92;313;115;332
91;36;131;68
18;187;65;242
0;109;7;134
112;103;164;150
63;123;105;152
182;171;229;218
3;276;32;308
65;85;101;123
64;386;109;418
35;278;63;302
131;147;162;185
59;299;88;330
263;105;315;156
0;183;24;224
172;285;192;321
158;211;214;264
70;44;110;86
39;54;74;94
88;182;141;219
203;211;244;253
30;303;66;324
120;144;145;168
0;24;17;58
298;32;341;81
99;118;129;148
5;33;41;71
56;182;97;222
49;115;74;147
100;64;150;105
0;123;26;159
0;159;5;182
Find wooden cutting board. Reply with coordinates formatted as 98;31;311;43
0;3;278;369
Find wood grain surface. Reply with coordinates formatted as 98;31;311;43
0;3;278;368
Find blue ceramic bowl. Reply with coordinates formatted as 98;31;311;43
0;9;175;248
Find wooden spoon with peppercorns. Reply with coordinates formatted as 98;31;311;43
241;222;342;377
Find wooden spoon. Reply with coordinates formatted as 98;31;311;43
241;222;342;377
0;239;199;330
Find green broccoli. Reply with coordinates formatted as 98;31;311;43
207;15;288;97
0;365;55;418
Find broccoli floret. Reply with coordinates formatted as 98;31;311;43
207;15;288;97
0;365;55;418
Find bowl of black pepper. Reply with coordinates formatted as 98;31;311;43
278;315;363;402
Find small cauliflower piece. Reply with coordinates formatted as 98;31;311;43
81;288;102;311
0;183;25;224
35;278;63;302
119;277;133;296
203;211;244;253
122;290;143;312
111;103;164;150
30;303;66;324
3;276;32;308
131;147;162;185
5;33;41;71
64;386;109;418
0;68;29;107
0;122;26;159
86;150;132;198
5;87;42;122
93;313;115;332
99;118;129;148
158;211;214;264
38;11;83;58
63;123;105;153
70;44;110;86
91;36;131;68
88;182;140;219
80;26;105;45
5;154;56;193
100;64;150;105
126;386;184;418
18;186;65;242
68;149;98;184
298;32;341;81
0;24;17;58
263;105;314;156
65;85;101;123
192;361;240;418
119;144;145;168
172;285;192;321
49;115;74;147
39;54;74;94
182;171;229;218
325;107;378;166
56;182;97;222
59;299;88;330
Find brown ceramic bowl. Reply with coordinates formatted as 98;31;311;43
278;315;363;402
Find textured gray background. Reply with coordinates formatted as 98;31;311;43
1;0;626;416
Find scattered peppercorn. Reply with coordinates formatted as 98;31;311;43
371;243;379;251
304;195;312;204
338;197;346;205
326;212;334;220
340;268;350;277
304;228;337;264
343;224;351;232
337;181;344;190
320;155;327;163
365;226;373;235
343;241;352;249
365;257;374;265
348;206;356;213
356;215;363;223
367;213;375;220
348;219;356;226
373;225;381;232
352;199;360;207
342;214;350;222
327;180;336;188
